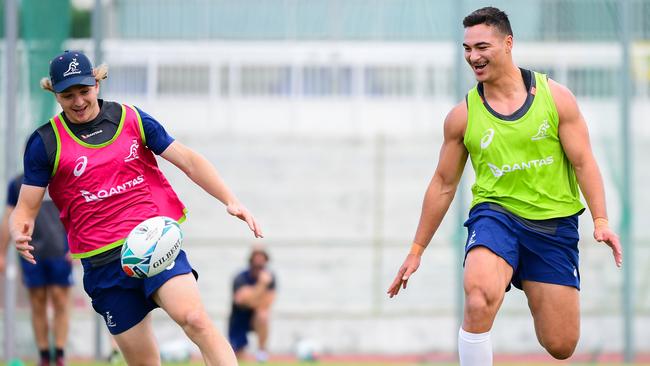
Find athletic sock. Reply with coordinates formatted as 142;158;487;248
458;327;492;366
39;349;50;366
55;348;65;366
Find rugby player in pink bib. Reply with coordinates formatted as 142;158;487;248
10;50;263;366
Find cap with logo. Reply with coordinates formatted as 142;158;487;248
49;50;96;93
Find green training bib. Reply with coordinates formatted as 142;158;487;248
464;70;584;219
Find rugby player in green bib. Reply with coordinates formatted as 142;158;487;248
387;7;622;365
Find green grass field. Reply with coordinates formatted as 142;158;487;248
5;360;650;366
3;361;650;366
57;362;650;366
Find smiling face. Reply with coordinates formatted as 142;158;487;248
54;83;101;124
463;23;513;83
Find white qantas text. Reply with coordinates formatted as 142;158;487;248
80;175;145;202
487;156;554;178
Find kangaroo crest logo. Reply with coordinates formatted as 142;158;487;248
124;139;139;162
63;58;82;77
467;230;477;246
531;120;551;141
105;311;117;327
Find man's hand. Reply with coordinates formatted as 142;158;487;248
257;270;273;286
594;225;622;268
387;254;421;298
227;202;263;238
13;223;35;264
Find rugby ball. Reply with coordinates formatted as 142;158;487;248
121;216;183;279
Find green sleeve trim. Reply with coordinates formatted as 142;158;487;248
49;117;62;177
463;86;479;145
60;105;126;148
535;71;559;126
129;105;147;146
178;208;188;224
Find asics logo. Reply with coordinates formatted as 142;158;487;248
487;156;554;178
73;156;88;177
480;129;495;149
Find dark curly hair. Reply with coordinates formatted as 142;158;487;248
463;7;513;37
249;247;270;265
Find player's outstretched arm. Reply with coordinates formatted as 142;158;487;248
387;102;469;298
161;140;263;238
551;79;622;268
9;185;46;264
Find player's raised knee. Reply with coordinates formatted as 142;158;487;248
465;286;501;314
465;288;488;310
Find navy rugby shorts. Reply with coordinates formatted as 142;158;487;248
463;203;581;291
20;256;73;288
81;249;195;335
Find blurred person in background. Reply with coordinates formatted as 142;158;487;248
387;6;621;366
107;335;122;364
229;246;276;362
0;173;72;366
10;50;263;366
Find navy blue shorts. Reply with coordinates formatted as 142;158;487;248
81;249;195;335
228;311;253;352
20;256;73;288
464;203;581;291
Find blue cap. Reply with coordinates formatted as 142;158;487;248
49;50;96;93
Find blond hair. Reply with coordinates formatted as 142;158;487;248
40;63;109;93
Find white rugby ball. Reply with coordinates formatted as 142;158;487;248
121;216;183;279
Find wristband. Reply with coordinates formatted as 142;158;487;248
409;242;426;256
593;217;609;229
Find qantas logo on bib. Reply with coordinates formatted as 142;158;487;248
79;175;145;202
487;156;555;178
124;139;139;162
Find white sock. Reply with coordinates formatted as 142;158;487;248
458;327;492;366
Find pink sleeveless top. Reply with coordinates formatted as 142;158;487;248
48;104;187;258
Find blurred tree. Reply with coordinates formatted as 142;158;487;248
71;5;91;38
21;0;70;127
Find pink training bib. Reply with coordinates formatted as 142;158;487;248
48;104;186;258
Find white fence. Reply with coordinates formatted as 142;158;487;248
1;40;649;359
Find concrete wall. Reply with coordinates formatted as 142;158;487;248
2;40;649;359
